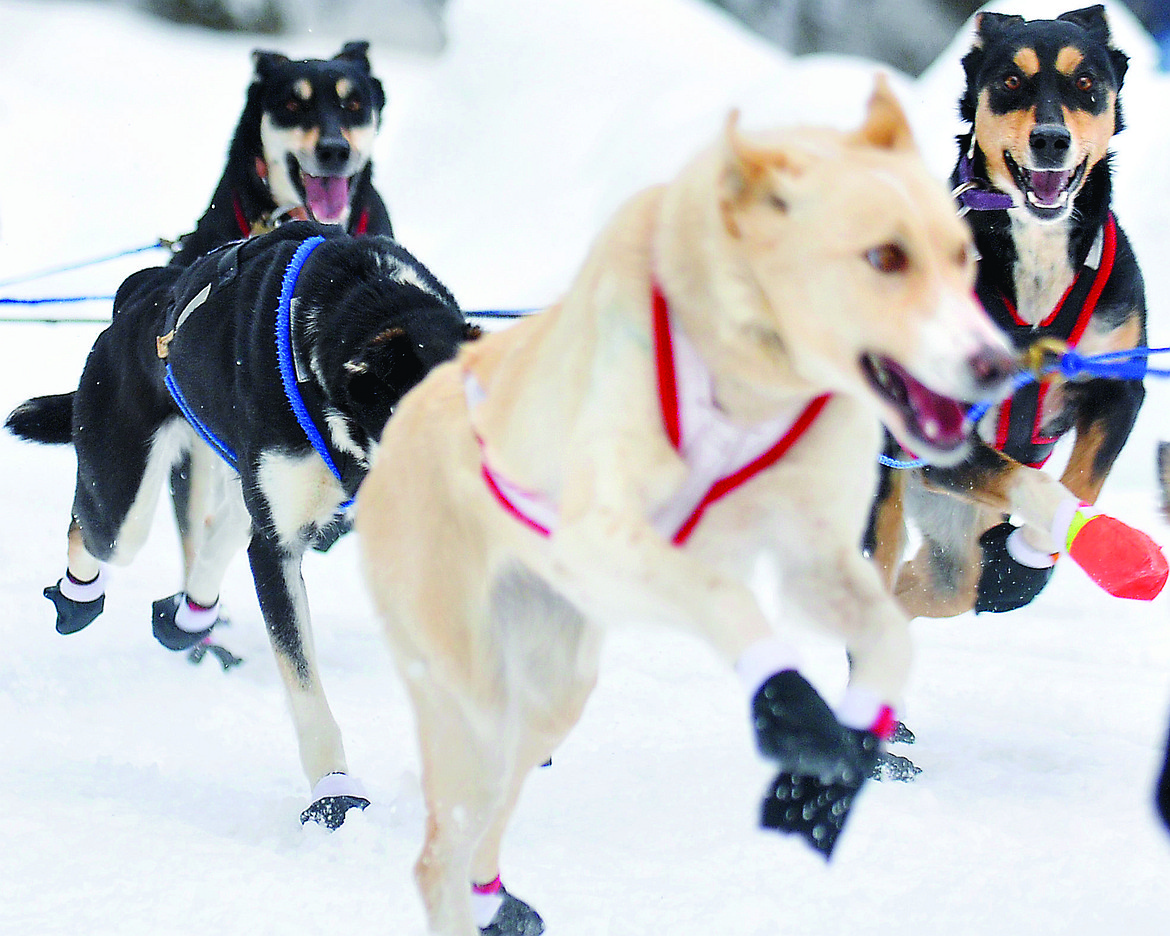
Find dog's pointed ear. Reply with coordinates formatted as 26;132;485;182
252;49;289;78
720;112;807;236
1058;5;1110;41
335;41;373;71
854;75;915;152
1057;6;1128;86
722;111;799;204
957;12;1024;124
972;11;1026;49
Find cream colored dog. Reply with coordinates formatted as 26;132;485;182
357;78;1017;935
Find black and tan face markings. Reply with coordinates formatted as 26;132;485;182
271;75;376;133
973;39;1117;215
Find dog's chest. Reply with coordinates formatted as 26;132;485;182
1008;216;1076;326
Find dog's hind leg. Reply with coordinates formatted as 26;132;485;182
246;530;362;827
409;682;510;936
891;474;986;618
181;446;252;608
151;447;253;652
47;417;187;635
466;569;600;935
393;566;597;936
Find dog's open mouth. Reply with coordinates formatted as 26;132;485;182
1004;152;1086;216
300;172;352;224
861;353;969;457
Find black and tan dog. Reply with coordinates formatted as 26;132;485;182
14;42;397;650
6;221;474;827
166;40;395;570
870;6;1165;625
170;40;393;265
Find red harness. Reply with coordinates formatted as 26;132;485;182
985;214;1117;467
471;283;830;544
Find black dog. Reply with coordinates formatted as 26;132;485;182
870;5;1150;621
6;222;475;826
19;42;398;646
169;40;395;567
170;40;393;266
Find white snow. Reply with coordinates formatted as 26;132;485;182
1;1;1169;934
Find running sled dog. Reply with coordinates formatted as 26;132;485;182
171;39;393;264
13;42;396;661
6;222;474;827
356;79;1019;935
869;6;1166;621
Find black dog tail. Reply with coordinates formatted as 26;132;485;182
5;392;75;444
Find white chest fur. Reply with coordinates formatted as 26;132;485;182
1009;214;1075;326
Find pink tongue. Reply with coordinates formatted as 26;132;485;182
1029;170;1072;205
904;373;966;448
302;174;349;222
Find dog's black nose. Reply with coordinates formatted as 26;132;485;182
1029;125;1071;168
316;138;351;175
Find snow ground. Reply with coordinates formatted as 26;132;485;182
0;1;1169;934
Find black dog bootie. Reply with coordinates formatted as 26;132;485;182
151;593;218;651
481;887;545;936
976;521;1055;613
752;670;882;858
44;581;105;635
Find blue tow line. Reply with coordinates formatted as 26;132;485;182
879;345;1168;469
0;241;168;289
0;242;540;320
6;243;1167;473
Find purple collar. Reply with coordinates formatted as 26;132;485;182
953;150;1014;213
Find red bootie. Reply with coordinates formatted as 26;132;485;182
1067;511;1169;601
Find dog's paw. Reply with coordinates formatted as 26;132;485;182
975;522;1055;613
301;772;370;830
300;794;370;830
44;582;105;635
871;750;922;782
752;673;885;858
760;765;866;859
751;670;879;784
481;888;545;936
151;593;218;651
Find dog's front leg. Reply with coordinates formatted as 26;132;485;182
921;439;1165;607
1057;377;1144;508
549;482;881;857
246;530;367;828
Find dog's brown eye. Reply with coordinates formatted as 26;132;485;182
285;99;301;113
1003;74;1021;91
1076;74;1094;92
867;243;909;274
344;97;363;112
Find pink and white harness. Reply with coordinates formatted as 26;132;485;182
466;283;830;545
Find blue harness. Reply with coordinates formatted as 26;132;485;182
163;234;354;507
